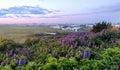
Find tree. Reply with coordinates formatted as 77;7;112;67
91;21;112;32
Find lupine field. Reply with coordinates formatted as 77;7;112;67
0;30;120;70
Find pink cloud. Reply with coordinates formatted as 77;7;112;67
0;17;72;24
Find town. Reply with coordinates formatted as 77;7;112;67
49;22;120;32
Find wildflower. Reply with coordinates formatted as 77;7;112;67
116;64;119;70
66;54;69;58
78;46;81;51
13;53;16;58
15;60;19;65
104;68;107;70
18;58;22;65
23;58;27;64
10;50;14;55
87;51;91;58
5;52;9;56
75;42;78;47
1;62;5;66
83;50;87;58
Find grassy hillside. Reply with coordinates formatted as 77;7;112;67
0;31;120;70
0;26;73;42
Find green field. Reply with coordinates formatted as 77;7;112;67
0;25;73;42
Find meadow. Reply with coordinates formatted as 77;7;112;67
0;23;120;70
0;25;73;43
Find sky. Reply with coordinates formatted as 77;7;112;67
0;0;120;24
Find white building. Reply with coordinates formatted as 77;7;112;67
61;26;81;32
71;27;81;32
50;25;61;29
112;24;120;28
45;32;56;35
86;24;94;28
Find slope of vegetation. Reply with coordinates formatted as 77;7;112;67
0;22;120;70
0;30;120;70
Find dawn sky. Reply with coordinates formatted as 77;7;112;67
0;0;120;24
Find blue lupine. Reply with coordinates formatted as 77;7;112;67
83;50;87;58
23;58;27;64
1;62;5;66
104;68;107;70
18;58;22;65
10;50;14;55
78;47;81;51
13;53;16;58
15;60;19;65
116;64;119;70
75;42;78;47
87;51;91;58
118;39;120;44
45;47;49;53
5;52;9;56
66;54;69;58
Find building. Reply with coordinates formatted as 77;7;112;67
50;24;61;29
61;25;81;32
112;24;120;28
86;24;94;28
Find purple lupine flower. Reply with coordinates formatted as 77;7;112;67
15;60;19;65
104;68;107;70
83;50;87;58
18;53;20;57
111;40;114;44
61;40;64;47
45;47;49;53
78;46;81;51
18;58;22;65
5;52;9;56
118;39;120;44
10;50;14;55
13;53;16;58
116;64;119;70
22;48;26;54
88;42;91;47
1;62;5;66
66;54;69;58
75;42;78;47
5;58;8;61
87;51;91;58
70;44;73;48
23;58;27;64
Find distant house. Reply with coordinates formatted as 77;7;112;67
45;32;56;35
61;26;81;32
86;24;94;28
112;24;120;28
61;26;72;30
71;27;81;32
50;25;61;29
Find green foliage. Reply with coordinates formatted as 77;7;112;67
0;39;21;52
24;38;40;46
26;62;38;70
0;30;120;70
0;65;12;70
91;21;112;32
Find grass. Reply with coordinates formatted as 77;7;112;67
0;25;73;43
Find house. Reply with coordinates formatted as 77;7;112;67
61;25;81;32
112;24;120;28
45;32;56;35
50;24;61;29
86;24;94;28
71;27;81;32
